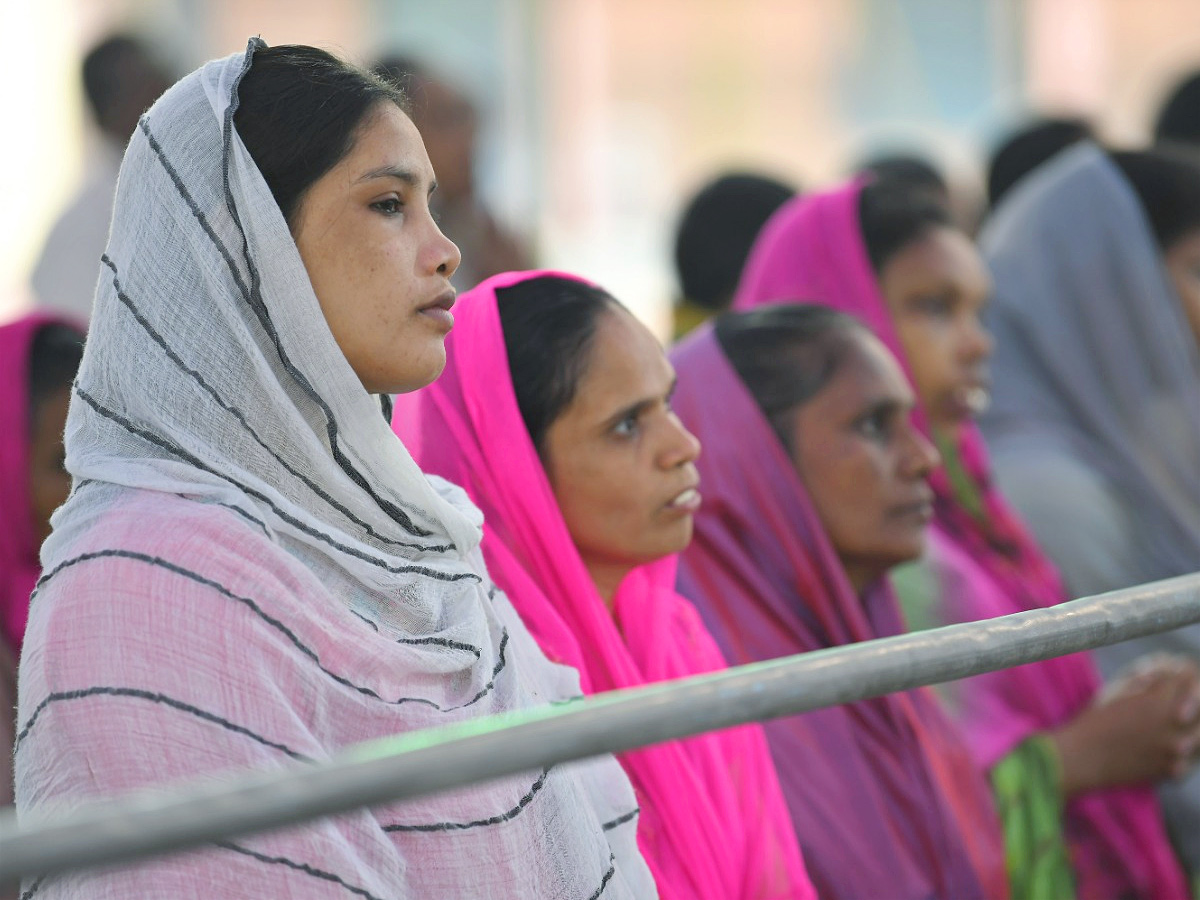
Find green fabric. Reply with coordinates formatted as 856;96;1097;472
905;437;1076;897
891;557;939;633
992;736;1076;900
938;430;987;520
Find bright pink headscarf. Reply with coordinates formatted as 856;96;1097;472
394;270;814;900
732;179;1186;900
0;312;82;654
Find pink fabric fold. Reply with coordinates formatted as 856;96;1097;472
671;323;1008;900
0;312;82;655
732;179;1186;900
396;270;814;900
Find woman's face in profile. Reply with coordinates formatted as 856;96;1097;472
787;332;940;593
293;102;462;395
880;226;993;437
541;307;702;600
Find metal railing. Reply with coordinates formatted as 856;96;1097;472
3;572;1199;884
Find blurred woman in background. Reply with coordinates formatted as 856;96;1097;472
981;142;1200;884
0;314;84;810
729;177;1194;899
399;270;814;900
672;302;1007;900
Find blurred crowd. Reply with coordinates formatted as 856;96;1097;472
3;28;1200;900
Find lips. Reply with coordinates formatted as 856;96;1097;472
664;484;702;513
891;488;934;520
418;288;457;328
955;384;991;415
420;288;456;313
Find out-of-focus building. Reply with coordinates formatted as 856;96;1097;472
8;0;1200;331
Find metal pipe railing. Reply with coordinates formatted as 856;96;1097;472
3;572;1199;883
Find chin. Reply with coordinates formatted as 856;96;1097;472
389;348;448;395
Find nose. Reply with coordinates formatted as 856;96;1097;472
900;423;941;480
427;219;461;279
659;412;701;470
961;314;993;364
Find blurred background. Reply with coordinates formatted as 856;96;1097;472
6;0;1200;334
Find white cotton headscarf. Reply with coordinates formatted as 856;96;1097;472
20;39;654;898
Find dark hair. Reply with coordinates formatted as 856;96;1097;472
1110;148;1200;251
495;275;620;453
715;304;867;452
673;172;797;312
857;153;947;201
82;33;171;140
373;54;428;105
987;118;1092;209
28;324;85;431
1155;71;1200;147
857;177;953;276
234;44;408;229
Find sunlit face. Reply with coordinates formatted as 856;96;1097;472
541;308;702;604
28;385;72;546
788;332;941;594
292;102;461;395
879;226;993;436
1163;227;1200;348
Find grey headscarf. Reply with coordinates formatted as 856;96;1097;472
980;141;1200;604
980;142;1200;870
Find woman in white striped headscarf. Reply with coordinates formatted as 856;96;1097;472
15;39;655;899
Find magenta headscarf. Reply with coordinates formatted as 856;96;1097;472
731;180;1186;900
672;322;1008;900
395;270;813;900
0;312;82;654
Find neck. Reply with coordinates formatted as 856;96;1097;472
585;560;633;613
841;560;884;597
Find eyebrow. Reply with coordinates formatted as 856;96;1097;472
855;396;912;421
600;377;677;431
357;166;437;196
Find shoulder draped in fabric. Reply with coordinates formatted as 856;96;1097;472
15;39;655;900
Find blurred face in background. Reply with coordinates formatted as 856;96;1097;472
1163;227;1200;347
28;385;72;545
787;330;941;594
879;225;994;437
542;307;702;604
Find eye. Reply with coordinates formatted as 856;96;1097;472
613;412;640;438
855;409;891;440
913;294;953;318
371;197;404;216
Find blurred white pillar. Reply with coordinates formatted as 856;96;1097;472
1026;0;1110;114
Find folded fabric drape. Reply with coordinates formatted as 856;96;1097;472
16;40;654;900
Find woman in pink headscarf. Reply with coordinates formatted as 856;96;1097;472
0;314;84;807
672;302;1006;900
397;270;813;900
730;176;1195;899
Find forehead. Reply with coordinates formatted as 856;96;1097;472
573;308;672;408
886;226;991;293
338;103;434;183
803;332;913;414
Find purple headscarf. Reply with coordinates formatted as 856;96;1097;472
672;322;1008;900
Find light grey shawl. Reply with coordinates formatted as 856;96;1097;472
16;39;654;899
980;142;1200;869
979;141;1200;620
